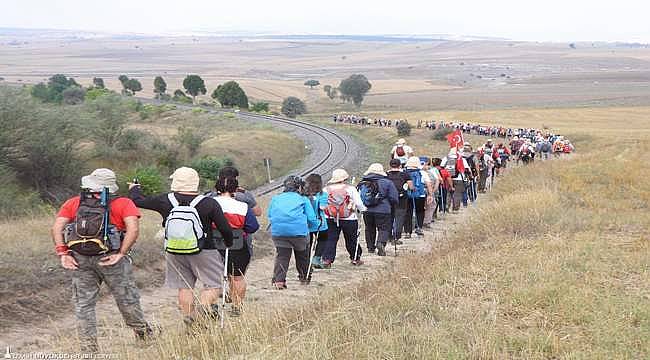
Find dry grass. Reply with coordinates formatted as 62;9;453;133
112;106;649;359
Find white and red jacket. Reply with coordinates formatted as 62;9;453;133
213;196;259;234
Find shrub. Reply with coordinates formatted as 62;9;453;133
281;97;306;118
116;129;154;152
121;166;164;196
432;127;454;141
0;164;43;217
191;107;206;114
62;86;86;105
250;101;269;113
174;126;205;157
85;87;111;101
396;121;412;136
191;156;234;188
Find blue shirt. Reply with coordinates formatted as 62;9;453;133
308;191;329;232
268;192;318;237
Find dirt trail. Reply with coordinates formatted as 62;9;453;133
4;206;471;354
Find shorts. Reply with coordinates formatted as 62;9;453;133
219;247;251;277
165;249;224;289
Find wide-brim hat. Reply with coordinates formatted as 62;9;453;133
405;156;421;169
364;163;387;177
81;168;119;193
396;138;407;145
328;168;350;184
170;167;200;192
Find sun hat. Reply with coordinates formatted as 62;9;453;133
363;163;387;177
81;168;119;193
405;156;421;169
396;138;407;145
169;167;200;192
328;169;350;184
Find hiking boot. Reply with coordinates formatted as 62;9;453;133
134;324;156;341
415;229;424;236
273;282;287;290
377;244;386;256
390;239;403;245
321;260;332;269
351;259;364;266
311;256;323;268
300;278;311;285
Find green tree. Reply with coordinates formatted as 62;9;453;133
125;78;142;96
250;101;269;112
396;121;412;137
182;75;207;103
153;76;167;98
30;83;51;102
92;77;105;89
31;74;79;103
281;96;306;118
338;74;372;107
84;93;129;148
211;81;249;108
191;156;233;187
304;79;320;89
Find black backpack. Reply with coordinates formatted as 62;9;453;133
464;155;478;178
387;171;407;198
64;191;120;256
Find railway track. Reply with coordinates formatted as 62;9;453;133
138;99;356;196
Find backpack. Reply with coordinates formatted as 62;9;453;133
324;186;353;222
395;145;406;157
406;169;426;199
563;144;572;153
521;146;530;155
387;171;407;198
64;190;121;256
357;179;383;207
464;155;478;178
164;194;205;254
445;153;458;177
541;141;552;153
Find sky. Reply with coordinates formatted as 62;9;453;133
1;0;649;43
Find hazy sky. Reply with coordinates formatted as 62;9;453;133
2;0;648;42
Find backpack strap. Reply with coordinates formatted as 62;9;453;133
168;193;179;207
189;195;206;208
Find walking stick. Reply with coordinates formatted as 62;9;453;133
221;248;229;329
306;231;316;281
353;228;361;263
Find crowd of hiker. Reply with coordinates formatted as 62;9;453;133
50;121;576;353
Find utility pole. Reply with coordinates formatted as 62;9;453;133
264;158;273;184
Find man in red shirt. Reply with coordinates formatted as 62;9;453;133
51;168;152;353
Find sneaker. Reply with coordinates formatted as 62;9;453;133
351;259;364;266
134;324;156;341
390;239;404;245
299;278;311;285
321;260;332;269
377;244;386;256
415;229;424;236
311;256;324;269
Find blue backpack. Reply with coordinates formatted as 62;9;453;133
406;169;426;199
357;179;383;207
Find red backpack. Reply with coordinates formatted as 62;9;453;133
324;186;353;223
395;145;406;157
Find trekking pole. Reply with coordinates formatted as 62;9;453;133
353;228;361;263
392;217;397;256
306;232;316;281
221;248;229;329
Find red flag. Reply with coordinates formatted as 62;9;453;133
456;150;465;175
447;129;464;149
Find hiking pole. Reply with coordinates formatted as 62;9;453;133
353;228;361;264
221;248;229;329
392;217;397;256
306;232;316;282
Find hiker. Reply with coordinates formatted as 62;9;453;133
305;173;328;271
404;156;434;237
420;157;441;226
390;138;414;166
267;176;318;289
441;149;470;211
321;168;367;266
359;163;399;256
217;166;262;217
477;149;495;192
52;168;153;353
432;157;453;213
211;176;260;316
386;158;412;245
494;143;511;176
461;142;480;206
128;167;234;327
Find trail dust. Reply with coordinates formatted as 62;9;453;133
5;200;477;354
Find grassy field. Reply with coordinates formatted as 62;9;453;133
119;106;649;359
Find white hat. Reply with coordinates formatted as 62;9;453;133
396;138;407;145
81;168;119;193
405;156;421;169
170;167;200;192
328;168;350;184
363;163;387;177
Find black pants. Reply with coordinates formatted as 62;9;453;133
272;246;310;283
323;219;361;262
390;206;407;240
363;212;392;251
309;231;328;258
404;197;426;234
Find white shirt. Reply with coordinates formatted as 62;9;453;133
440;156;470;181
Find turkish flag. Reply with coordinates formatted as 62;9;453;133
447;129;464;149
